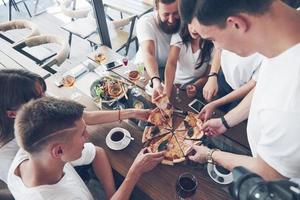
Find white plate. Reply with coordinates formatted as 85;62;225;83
106;127;131;150
207;163;233;185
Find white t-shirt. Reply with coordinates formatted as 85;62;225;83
0;139;18;183
8;143;96;200
247;43;300;178
135;12;172;68
170;33;211;85
221;50;263;90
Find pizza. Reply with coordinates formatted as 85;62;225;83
142;125;171;143
94;53;106;63
148;107;172;127
143;107;204;165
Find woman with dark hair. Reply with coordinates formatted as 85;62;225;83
163;20;214;98
0;69;46;183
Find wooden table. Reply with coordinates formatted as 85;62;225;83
103;0;153;17
45;75;232;200
43;46;236;200
0;38;50;79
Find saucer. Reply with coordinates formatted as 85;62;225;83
207;163;233;185
106;127;131;150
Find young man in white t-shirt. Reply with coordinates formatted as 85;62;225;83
8;97;165;200
179;0;300;181
0;69;151;186
135;0;180;101
200;49;263;120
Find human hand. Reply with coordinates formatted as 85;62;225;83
203;78;218;102
188;144;210;164
129;148;165;177
186;84;197;98
152;81;164;102
134;109;151;121
202;118;227;137
199;102;216;122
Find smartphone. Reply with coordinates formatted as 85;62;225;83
188;99;205;113
105;61;122;70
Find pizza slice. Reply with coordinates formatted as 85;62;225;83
179;112;204;140
148;107;172;127
153;95;170;110
142;126;170;143
185;112;202;128
170;136;185;163
146;133;174;165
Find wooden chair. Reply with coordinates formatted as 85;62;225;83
0;20;40;43
87;15;138;55
12;34;70;74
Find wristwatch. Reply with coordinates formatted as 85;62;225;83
207;148;218;164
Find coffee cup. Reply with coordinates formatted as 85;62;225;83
106;127;131;150
207;163;233;184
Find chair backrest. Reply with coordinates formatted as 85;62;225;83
0;20;40;43
13;34;70;73
112;15;137;52
59;0;92;19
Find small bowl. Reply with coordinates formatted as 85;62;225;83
128;70;140;81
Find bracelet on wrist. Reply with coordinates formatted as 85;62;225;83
220;116;231;130
207;148;218;164
150;76;161;88
208;72;218;78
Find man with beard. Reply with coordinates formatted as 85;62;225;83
135;0;180;101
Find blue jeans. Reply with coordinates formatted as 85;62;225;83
217;71;241;112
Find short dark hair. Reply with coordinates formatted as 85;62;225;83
282;0;300;8
155;0;176;8
0;69;46;144
15;97;85;153
180;0;274;28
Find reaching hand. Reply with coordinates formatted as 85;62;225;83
203;78;218;102
202;118;227;137
152;82;164;102
186;84;197;98
130;148;165;176
188;144;210;164
134;109;151;121
199;102;216;122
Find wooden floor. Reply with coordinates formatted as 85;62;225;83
0;0;137;67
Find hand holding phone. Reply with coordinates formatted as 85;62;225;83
188;99;205;114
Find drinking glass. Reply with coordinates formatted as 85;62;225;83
122;57;129;66
176;172;198;200
137;63;145;81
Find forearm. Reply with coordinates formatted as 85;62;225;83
212;80;256;108
83;109;138;125
224;88;255;127
193;77;208;88
164;63;176;96
110;169;140;200
92;147;116;199
144;52;159;78
212;150;286;181
209;48;221;74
